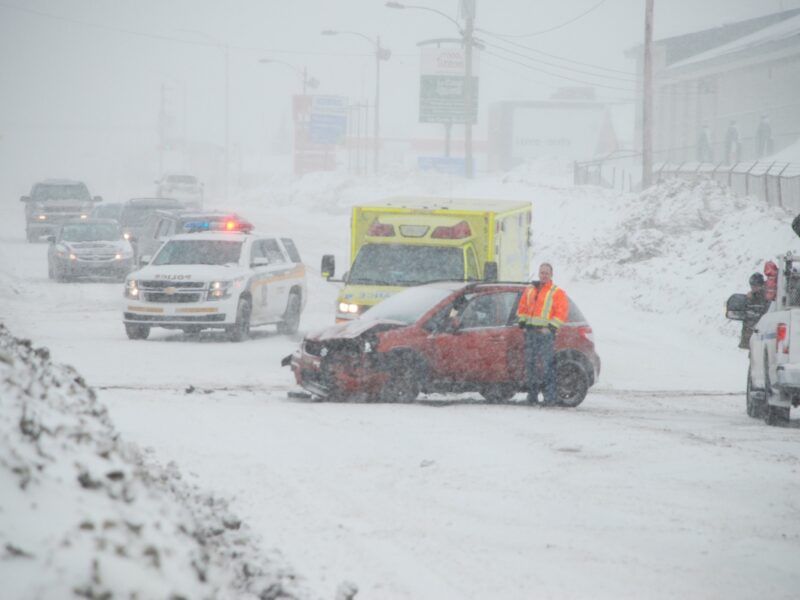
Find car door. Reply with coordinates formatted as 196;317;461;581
249;239;291;322
429;291;522;383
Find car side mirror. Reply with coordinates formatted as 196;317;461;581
93;196;103;203
725;293;749;321
484;261;498;282
321;254;335;280
45;235;56;244
20;195;30;202
139;254;152;267
251;257;270;268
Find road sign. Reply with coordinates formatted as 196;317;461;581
309;95;348;144
417;156;468;176
419;47;479;124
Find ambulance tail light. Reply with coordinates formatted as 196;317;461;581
777;323;789;354
432;220;471;239
367;221;395;236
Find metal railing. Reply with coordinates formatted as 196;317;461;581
573;151;639;193
653;161;800;210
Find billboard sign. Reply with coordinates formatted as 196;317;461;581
419;47;479;124
309;95;348;145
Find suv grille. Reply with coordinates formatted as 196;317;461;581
140;280;206;289
144;292;203;303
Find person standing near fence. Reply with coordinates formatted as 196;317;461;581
755;114;774;158
725;120;740;164
696;124;713;163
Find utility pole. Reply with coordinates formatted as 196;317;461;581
463;2;475;178
224;43;230;202
374;36;382;175
642;0;654;189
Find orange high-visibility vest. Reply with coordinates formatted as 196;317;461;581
516;282;568;328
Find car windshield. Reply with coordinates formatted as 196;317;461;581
61;223;121;242
32;184;90;202
167;175;197;184
361;286;454;324
92;205;123;219
152;240;242;266
349;244;464;286
120;206;163;226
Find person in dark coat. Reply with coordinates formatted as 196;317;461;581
755;114;773;158
725;120;740;164
739;273;769;349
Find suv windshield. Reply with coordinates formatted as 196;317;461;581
61;223;121;242
349;244;464;286
362;286;454;324
167;175;197;184
32;184;90;202
152;240;242;266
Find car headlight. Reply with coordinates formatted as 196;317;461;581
338;302;361;315
115;249;133;260
125;279;140;299
207;277;243;300
123;232;131;240
37;214;47;221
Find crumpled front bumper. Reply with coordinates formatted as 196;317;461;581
286;348;387;399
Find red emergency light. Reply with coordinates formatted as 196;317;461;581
431;220;471;239
367;221;395;237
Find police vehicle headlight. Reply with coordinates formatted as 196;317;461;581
208;277;243;300
125;279;140;298
338;302;360;314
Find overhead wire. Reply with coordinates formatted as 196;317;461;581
478;0;610;38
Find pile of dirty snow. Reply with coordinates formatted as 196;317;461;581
0;323;307;599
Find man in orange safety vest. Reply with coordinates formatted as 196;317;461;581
516;262;569;405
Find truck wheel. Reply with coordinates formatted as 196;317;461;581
480;384;516;403
763;366;790;426
556;361;589;408
277;292;301;335
227;298;251;342
746;369;766;418
125;324;150;340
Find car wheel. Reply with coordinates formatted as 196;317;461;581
183;327;201;340
380;354;421;403
745;368;766;418
556;360;589;408
277;292;301;335
479;384;517;403
227;298;251;342
763;364;790;426
125;323;150;340
47;261;54;280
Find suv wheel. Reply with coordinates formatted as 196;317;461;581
479;384;516;403
380;354;422;403
277;292;301;335
125;324;150;340
227;298;251;342
556;361;589;408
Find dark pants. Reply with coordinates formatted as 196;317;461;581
524;327;556;404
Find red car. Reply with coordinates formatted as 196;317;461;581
285;282;600;406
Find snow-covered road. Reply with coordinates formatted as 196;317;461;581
2;171;800;599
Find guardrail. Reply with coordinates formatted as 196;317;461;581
653;161;800;210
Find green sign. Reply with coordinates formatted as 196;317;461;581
419;75;478;124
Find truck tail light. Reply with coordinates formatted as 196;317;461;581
432;220;471;239
777;323;789;354
367;221;395;236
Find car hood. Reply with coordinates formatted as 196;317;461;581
306;318;406;342
64;240;131;253
130;264;247;282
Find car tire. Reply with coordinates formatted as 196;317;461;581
556;360;589;408
125;324;150;340
380;353;421;403
227;298;251;342
47;261;54;280
763;363;790;426
277;292;301;335
479;384;517;403
746;369;766;418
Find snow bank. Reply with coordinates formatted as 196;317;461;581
0;323;308;599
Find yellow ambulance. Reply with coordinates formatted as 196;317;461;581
321;197;532;322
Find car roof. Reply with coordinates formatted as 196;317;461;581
125;197;183;208
36;179;86;185
168;232;252;242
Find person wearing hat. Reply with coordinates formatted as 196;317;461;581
739;272;769;349
516;262;568;405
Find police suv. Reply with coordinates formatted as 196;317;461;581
122;219;306;341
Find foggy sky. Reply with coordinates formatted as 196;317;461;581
1;0;797;199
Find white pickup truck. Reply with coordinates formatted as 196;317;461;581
727;254;797;425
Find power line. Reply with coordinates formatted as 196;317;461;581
479;30;635;77
479;0;610;38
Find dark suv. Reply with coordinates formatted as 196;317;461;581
286;281;600;405
20;179;102;242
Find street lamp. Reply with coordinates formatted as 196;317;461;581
386;1;476;178
321;29;391;175
176;29;230;201
258;59;319;96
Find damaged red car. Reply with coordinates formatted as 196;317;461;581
284;282;600;405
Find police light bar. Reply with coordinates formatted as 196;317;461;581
183;218;253;233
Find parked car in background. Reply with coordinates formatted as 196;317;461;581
91;202;125;221
46;219;134;282
123;226;306;341
136;210;253;259
155;173;203;209
285;281;600;405
20;179;102;242
118;197;184;252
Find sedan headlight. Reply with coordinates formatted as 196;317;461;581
124;279;140;299
338;302;360;314
115;249;133;260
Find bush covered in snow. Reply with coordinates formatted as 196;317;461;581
0;323;307;599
